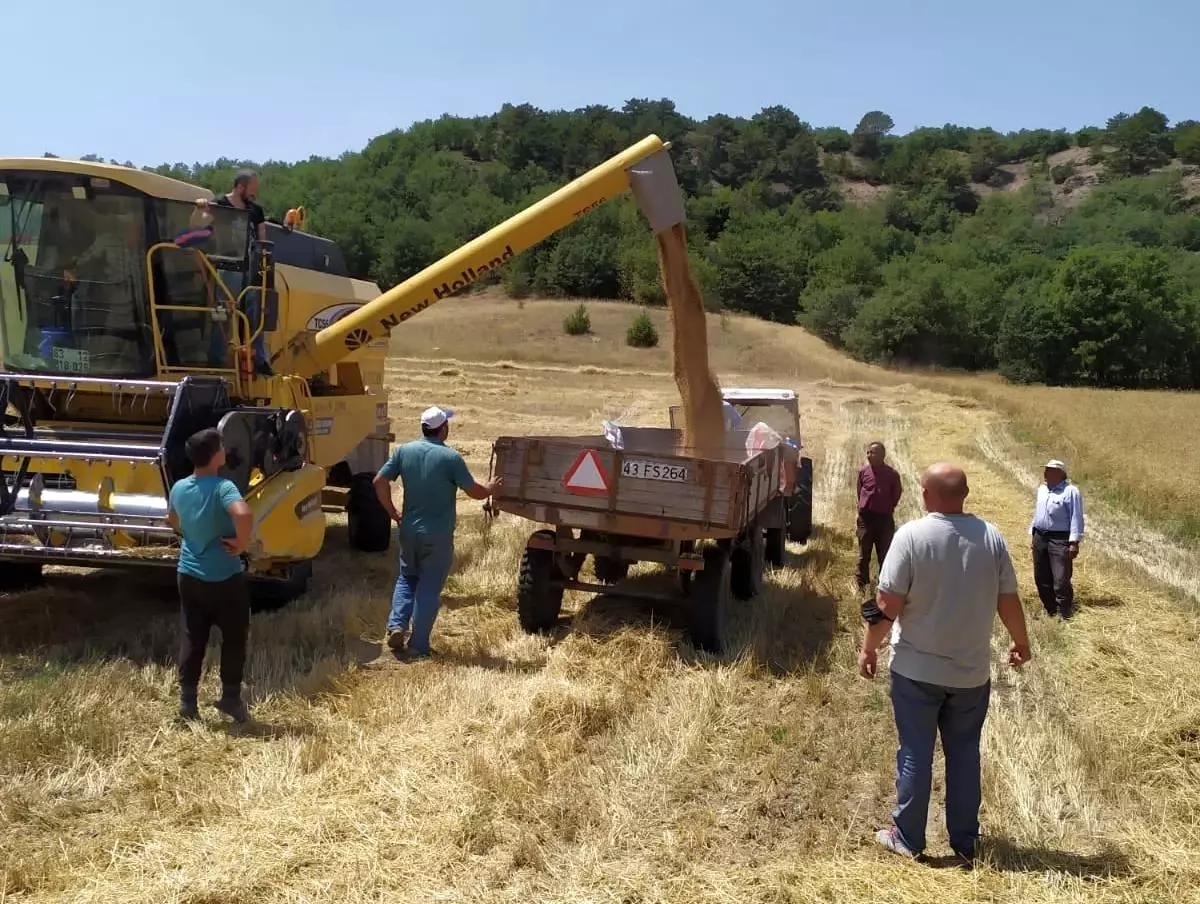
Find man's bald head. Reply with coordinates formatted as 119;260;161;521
921;462;969;514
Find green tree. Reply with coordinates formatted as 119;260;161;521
626;310;660;348
1176;124;1200;165
851;111;895;159
1105;107;1173;176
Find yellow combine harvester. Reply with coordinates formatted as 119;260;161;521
0;136;685;604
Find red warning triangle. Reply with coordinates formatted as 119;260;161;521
562;448;610;496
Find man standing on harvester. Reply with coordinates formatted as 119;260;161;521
373;406;502;658
856;441;903;589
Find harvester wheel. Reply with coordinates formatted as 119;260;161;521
0;561;44;592
689;545;732;654
517;529;564;634
248;559;314;612
347;472;392;553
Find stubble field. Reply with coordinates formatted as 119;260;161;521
2;296;1199;903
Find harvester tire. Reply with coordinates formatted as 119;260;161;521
249;559;313;612
517;530;564;634
689;545;732;654
0;561;44;592
347;472;392;553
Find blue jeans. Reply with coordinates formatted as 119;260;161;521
890;671;991;856
387;530;454;654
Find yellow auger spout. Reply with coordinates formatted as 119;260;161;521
277;134;685;380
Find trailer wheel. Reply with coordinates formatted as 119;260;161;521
593;555;629;585
0;561;44;592
249;559;314;612
731;524;765;600
347;472;392;553
517;529;565;633
689;545;732;653
787;456;814;544
765;526;786;567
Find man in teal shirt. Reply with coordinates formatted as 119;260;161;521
373;406;501;657
167;427;254;722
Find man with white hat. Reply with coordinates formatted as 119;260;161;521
373;405;502;657
1029;459;1084;619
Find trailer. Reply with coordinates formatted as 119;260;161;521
670;387;815;567
488;426;783;652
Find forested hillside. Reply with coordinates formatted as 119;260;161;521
132;100;1200;388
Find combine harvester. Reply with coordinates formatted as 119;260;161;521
0;137;692;603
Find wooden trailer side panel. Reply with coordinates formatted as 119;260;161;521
491;435;782;537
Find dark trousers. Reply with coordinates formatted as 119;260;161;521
891;672;991;856
856;510;895;586
1033;531;1074;616
178;572;251;695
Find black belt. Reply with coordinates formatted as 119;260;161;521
1033;528;1070;540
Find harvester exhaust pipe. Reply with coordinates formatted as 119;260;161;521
276;135;687;381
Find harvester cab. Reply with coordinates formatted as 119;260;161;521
0;135;686;602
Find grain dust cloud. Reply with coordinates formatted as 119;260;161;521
656;224;726;458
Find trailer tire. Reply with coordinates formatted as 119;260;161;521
347;472;392;553
593;555;629;585
731;524;765;600
249;559;314;612
517;530;564;633
765;526;786;567
787;456;814;544
689;545;732;653
0;561;44;592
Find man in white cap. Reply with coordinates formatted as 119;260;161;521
1029;459;1084;619
372;405;502;657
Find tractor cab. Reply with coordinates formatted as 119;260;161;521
0;163;260;381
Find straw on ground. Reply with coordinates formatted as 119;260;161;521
2;296;1199;904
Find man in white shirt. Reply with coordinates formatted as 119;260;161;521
1029;459;1084;619
859;462;1031;864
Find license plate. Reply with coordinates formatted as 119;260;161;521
621;459;688;482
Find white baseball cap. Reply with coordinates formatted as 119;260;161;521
1044;459;1068;473
420;406;454;430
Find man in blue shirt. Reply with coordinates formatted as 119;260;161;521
373;406;502;658
167;427;254;722
1029;459;1085;619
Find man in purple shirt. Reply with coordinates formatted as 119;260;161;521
856;441;903;589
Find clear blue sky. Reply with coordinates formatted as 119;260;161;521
11;0;1196;166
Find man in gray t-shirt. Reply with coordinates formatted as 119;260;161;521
859;462;1031;864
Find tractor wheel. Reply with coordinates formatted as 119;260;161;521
248;559;314;612
730;522;765;600
787;456;814;544
0;561;44;592
347;472;392;553
517;529;565;633
689;545;732;653
593;555;630;585
765;526;786;567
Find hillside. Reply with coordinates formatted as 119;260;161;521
120;100;1200;392
5;300;1200;902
